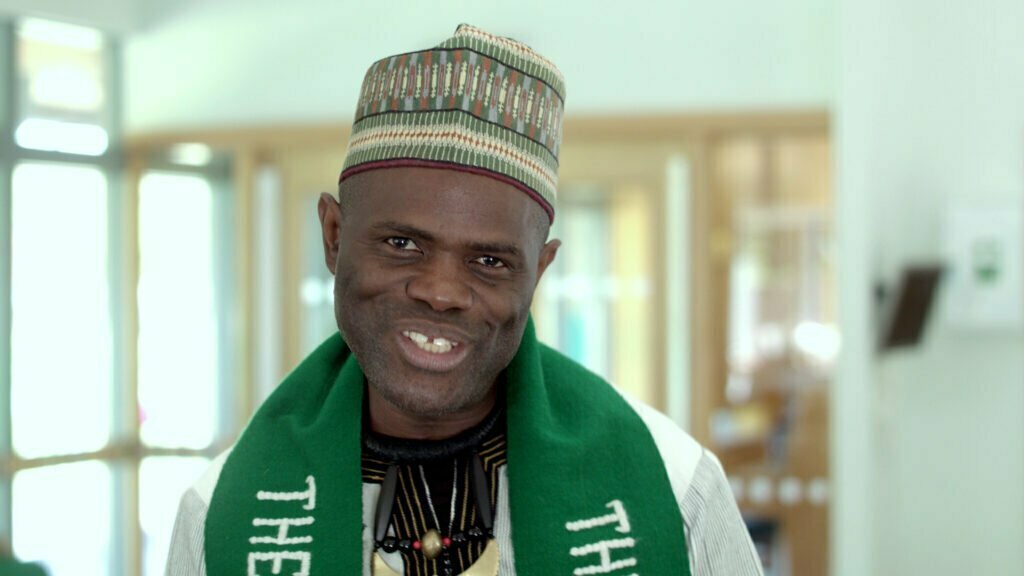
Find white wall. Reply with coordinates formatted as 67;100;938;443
121;0;834;133
837;1;1024;574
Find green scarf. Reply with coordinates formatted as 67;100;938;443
205;320;690;574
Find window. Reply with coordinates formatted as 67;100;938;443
1;18;235;576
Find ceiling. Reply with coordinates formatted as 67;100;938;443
0;0;199;34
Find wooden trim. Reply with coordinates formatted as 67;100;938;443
5;443;232;473
233;149;256;423
279;152;303;369
123;459;141;576
124;124;353;150
563;111;829;141
122;111;828;152
688;136;714;444
121;159;142;439
650;169;669;413
119;157;143;576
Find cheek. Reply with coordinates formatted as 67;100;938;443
479;282;534;329
335;256;394;299
332;261;381;327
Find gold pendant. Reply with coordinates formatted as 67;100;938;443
372;539;500;576
421;529;444;560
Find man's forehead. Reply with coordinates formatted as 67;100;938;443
347;167;532;211
342;167;548;249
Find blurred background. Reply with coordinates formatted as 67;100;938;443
0;0;1021;575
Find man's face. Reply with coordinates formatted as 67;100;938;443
319;167;559;418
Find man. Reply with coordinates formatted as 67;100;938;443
167;24;762;576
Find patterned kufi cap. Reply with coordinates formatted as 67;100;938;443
339;24;565;222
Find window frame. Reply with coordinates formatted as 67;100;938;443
1;18;14;560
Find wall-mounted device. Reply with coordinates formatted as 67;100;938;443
877;265;945;351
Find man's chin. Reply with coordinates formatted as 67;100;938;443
372;379;486;418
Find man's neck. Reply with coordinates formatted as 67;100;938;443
367;387;498;440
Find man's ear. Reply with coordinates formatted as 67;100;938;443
318;192;343;274
535;238;561;285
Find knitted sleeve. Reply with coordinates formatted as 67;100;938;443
165;488;208;576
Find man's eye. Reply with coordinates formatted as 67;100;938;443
386;237;419;251
475;255;506;268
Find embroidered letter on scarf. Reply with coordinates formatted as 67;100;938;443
248;476;317;576
565;500;638;576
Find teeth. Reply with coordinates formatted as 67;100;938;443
402;330;457;354
405;331;428;344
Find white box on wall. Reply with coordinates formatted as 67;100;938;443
944;201;1023;330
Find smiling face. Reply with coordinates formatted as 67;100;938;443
318;167;559;426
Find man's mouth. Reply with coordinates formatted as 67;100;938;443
402;330;460;354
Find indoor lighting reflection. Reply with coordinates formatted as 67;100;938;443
792;321;841;364
168;142;214;166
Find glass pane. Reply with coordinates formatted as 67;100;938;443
138;172;219;448
12;461;113;576
139;456;210;576
16;18;109;154
11;162;112;458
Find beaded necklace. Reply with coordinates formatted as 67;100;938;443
366;406;503;575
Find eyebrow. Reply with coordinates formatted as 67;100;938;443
469;241;521;257
371;221;436;242
371;220;522;256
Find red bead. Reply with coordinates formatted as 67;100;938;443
443;537;452;547
412;540;421;550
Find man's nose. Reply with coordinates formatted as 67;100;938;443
406;256;474;312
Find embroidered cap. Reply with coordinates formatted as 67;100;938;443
339;24;565;222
